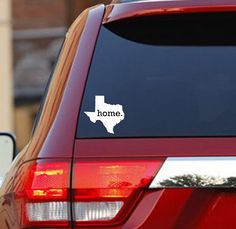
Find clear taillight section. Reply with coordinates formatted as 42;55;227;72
26;202;69;221
15;159;163;228
74;201;123;221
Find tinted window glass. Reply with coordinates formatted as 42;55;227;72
77;13;236;138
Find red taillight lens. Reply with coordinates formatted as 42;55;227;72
15;160;71;228
15;159;162;228
26;162;69;201
72;160;163;226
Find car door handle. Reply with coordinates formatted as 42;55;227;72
149;157;236;188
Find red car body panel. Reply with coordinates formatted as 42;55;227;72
0;1;236;228
28;4;105;160
126;189;236;229
75;138;236;158
104;0;236;23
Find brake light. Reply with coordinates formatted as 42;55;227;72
15;159;162;228
72;160;163;226
15;161;71;228
26;162;69;200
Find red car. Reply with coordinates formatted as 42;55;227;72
1;0;236;228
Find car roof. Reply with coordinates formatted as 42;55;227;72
104;0;236;23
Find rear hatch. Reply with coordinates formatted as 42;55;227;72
74;11;236;228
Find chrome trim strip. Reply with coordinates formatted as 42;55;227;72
149;157;236;188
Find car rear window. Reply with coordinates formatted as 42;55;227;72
77;12;236;138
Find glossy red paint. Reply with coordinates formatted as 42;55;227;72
104;0;236;23
34;5;105;159
74;138;236;158
125;189;236;229
0;1;236;228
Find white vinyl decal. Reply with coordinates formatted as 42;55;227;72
84;95;125;134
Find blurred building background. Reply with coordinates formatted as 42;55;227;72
0;0;110;150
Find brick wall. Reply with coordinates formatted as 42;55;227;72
12;0;68;30
12;0;110;94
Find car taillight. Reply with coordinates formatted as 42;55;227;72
15;160;71;228
72;160;163;226
15;159;162;228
